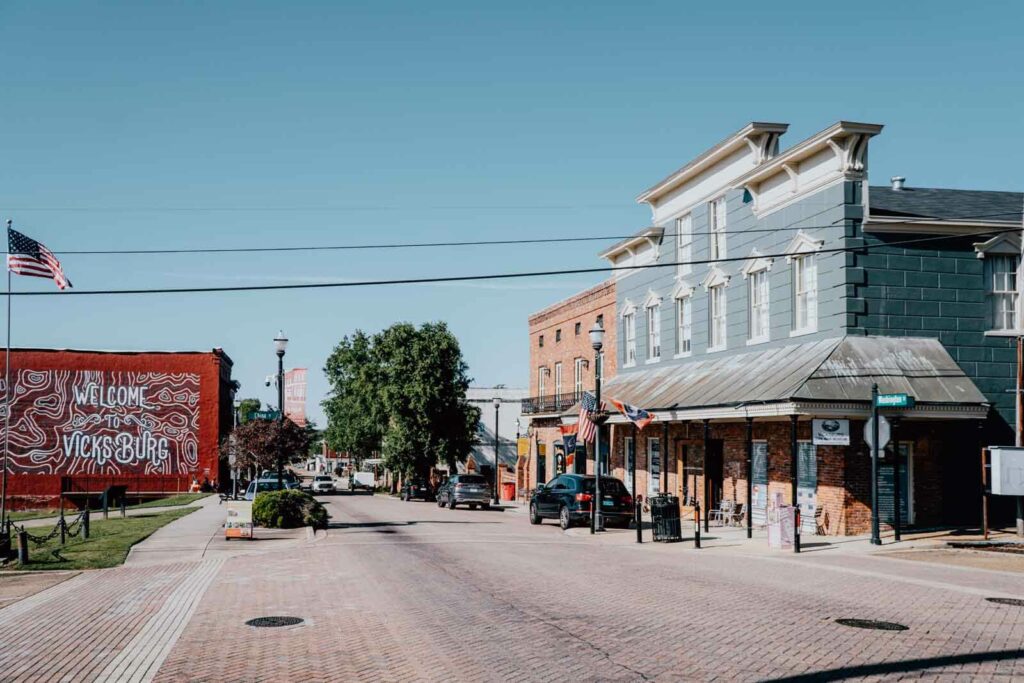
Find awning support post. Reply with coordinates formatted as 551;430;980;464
703;419;710;534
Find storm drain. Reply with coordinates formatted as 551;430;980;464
246;616;305;628
835;618;908;631
986;597;1024;607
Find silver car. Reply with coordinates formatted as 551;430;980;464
436;474;492;510
311;475;334;494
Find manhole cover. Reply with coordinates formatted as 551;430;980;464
246;616;304;628
986;597;1024;607
835;618;908;631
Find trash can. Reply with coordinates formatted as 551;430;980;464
649;494;682;542
501;482;515;501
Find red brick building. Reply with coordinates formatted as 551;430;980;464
520;280;616;495
1;348;236;509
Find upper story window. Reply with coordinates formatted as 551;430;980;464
555;329;561;342
792;254;817;334
538;335;544;348
646;303;661;362
573;357;585;398
709;285;727;351
989;254;1020;331
538;367;547;397
574;322;581;336
748;269;770;343
709;197;727;261
676;214;692;276
554;362;563;398
676;296;692;356
785;231;824;336
621;301;637;368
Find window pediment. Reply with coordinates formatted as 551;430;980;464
643;289;663;309
974;232;1022;259
784;231;825;263
620;298;637;319
672;279;696;299
740;249;774;278
700;266;731;290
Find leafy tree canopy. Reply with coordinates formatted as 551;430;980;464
237;397;262;424
224;418;312;473
322;322;479;479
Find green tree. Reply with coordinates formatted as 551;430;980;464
322;322;479;480
237;397;262;424
228;418;313;473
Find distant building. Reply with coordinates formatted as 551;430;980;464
1;347;236;509
465;387;527;499
521;280;617;495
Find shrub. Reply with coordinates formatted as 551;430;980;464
253;489;329;529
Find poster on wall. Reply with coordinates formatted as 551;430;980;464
751;442;768;525
812;419;850;446
1;369;201;476
284;368;308;426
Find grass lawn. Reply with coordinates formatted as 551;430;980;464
7;493;211;523
8;507;196;571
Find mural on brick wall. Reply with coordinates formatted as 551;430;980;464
1;370;201;476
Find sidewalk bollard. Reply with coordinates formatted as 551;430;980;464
60;508;66;545
635;498;642;544
17;530;29;565
120;497;127;519
794;507;801;554
83;508;90;539
694;500;701;549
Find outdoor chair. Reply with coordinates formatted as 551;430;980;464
730;503;745;527
708;499;734;526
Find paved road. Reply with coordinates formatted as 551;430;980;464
3;492;1023;681
154;493;1024;682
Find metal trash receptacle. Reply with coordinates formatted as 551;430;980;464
649;494;682;542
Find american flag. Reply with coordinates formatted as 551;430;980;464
7;227;71;290
578;391;605;443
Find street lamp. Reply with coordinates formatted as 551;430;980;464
492;396;501;505
274;330;288;488
589;320;607;534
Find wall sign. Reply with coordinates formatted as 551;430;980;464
3;369;201;476
812;419;850;446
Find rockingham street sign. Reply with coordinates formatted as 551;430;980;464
875;393;915;409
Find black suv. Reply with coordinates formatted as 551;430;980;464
529;474;633;530
400;478;434;502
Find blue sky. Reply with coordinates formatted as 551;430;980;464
1;1;1022;424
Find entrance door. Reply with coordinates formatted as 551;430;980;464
705;440;724;512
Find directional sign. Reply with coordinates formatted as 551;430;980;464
247;410;281;421
875;393;915;409
864;415;891;451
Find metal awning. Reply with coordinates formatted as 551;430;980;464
601;336;988;421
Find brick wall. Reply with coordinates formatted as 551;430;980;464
527;280;617;397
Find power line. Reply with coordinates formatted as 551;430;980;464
13;225;1020;298
17;210;1022;257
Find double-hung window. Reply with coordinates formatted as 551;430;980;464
623;312;637;366
792;254;818;334
709;197;726;261
538;367;546;398
676;214;692;276
748;269;770;343
646;303;661;361
676;296;692;355
554;362;562;400
573;358;585;400
989;255;1019;331
709;285;727;351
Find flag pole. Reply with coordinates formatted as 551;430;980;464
1;219;11;532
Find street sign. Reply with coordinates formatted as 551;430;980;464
247;410;281;421
875;393;915;409
864;415;891;451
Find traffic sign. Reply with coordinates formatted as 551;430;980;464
864;415;891;451
247;410;281;421
875;393;915;409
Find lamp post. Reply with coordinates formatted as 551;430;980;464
589;320;607;534
274;331;288;489
493;396;501;505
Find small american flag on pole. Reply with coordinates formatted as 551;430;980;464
578;391;605;443
7;226;72;290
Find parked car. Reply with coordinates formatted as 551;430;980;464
400;478;434;501
435;474;492;510
352;471;376;491
529;474;634;530
311;475;335;494
243;479;287;501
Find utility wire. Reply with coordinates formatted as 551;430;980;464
13;225;1021;298
18;210;1022;257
